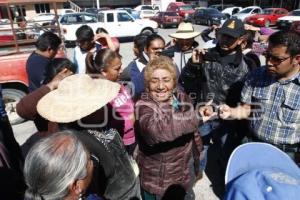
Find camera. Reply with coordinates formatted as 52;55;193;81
202;50;219;62
158;49;175;58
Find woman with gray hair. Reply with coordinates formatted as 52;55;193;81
24;130;94;200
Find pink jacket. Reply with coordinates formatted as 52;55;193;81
110;85;135;145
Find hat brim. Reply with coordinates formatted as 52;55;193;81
37;77;120;123
225;142;300;184
169;32;200;39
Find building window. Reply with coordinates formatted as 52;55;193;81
34;4;50;14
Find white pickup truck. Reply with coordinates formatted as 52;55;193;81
60;10;158;43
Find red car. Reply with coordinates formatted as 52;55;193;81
166;2;195;19
150;11;182;28
245;8;288;27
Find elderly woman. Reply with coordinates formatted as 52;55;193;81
135;56;203;200
24;131;94;200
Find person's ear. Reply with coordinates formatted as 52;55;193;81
69;180;82;196
293;55;300;66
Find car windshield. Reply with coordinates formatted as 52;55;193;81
207;8;220;14
291;10;300;16
239;8;253;14
179;5;193;11
165;12;178;16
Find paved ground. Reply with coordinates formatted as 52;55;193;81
12;23;245;200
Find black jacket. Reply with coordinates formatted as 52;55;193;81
75;129;140;200
179;47;249;107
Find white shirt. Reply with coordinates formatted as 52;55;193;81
73;46;88;74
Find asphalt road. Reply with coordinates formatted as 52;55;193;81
12;23;227;200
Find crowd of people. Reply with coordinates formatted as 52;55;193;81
1;17;300;200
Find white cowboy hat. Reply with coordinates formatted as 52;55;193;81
37;74;120;123
169;22;200;39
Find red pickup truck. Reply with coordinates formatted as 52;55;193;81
0;0;66;125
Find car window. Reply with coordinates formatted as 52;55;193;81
60;16;67;24
291;10;300;16
197;10;204;14
84;15;97;23
239;8;252;14
107;13;114;22
179;5;193;11
98;13;104;22
141;5;153;10
67;15;83;23
252;9;261;14
117;12;132;22
207;8;220;14
263;9;273;14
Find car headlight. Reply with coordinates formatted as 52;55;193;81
257;18;264;21
184;13;189;17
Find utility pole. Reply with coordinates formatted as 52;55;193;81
97;0;100;9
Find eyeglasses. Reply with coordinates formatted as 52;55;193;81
263;52;291;64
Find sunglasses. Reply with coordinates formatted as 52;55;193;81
263;52;291;64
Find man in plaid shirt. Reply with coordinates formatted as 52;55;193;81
219;30;300;162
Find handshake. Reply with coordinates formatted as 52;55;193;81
198;100;234;123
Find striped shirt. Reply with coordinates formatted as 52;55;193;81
241;67;300;145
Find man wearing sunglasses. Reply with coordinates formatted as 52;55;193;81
219;30;300;165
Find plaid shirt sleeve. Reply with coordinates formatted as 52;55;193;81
241;73;254;104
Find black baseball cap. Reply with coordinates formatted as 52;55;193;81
219;18;245;38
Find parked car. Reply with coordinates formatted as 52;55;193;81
150;11;182;28
209;4;235;12
139;9;156;19
291;20;300;33
245;8;288;27
31;13;55;25
116;7;140;19
221;6;242;18
277;9;300;30
193;8;226;26
166;2;195;19
232;6;263;22
59;10;158;43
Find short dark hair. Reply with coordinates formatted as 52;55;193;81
96;27;108;34
134;33;148;56
268;30;300;56
76;25;94;43
145;33;165;49
43;58;76;84
35;32;62;51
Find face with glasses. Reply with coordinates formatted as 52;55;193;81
264;44;300;80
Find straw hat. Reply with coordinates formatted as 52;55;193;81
37;74;120;123
169;22;200;39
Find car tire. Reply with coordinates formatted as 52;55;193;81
265;20;270;28
2;88;26;125
141;28;154;35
